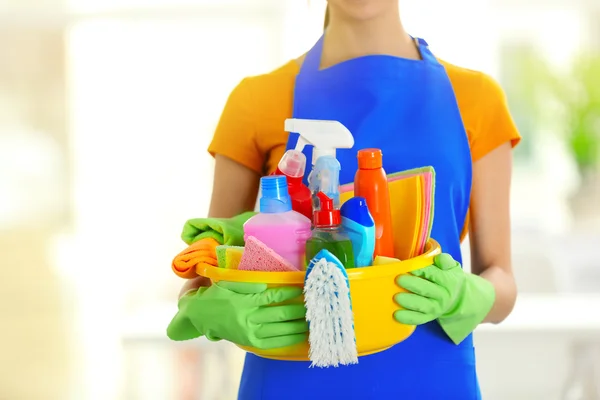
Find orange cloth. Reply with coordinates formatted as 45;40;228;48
172;238;220;279
208;58;521;240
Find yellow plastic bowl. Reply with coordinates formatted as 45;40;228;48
199;238;441;361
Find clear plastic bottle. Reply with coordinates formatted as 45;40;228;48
305;192;355;269
309;155;342;210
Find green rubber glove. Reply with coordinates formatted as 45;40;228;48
166;281;308;350
394;253;496;344
181;212;256;246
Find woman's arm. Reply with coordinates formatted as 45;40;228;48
469;142;517;324
208;155;261;218
179;154;261;295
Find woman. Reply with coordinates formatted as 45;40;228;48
170;1;520;398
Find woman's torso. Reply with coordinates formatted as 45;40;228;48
209;57;515;400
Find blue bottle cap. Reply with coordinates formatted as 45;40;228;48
340;197;374;227
260;176;292;213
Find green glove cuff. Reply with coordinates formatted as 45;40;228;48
438;274;495;345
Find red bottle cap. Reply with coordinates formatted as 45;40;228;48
274;167;302;184
357;148;383;170
313;192;341;227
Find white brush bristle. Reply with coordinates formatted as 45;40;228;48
304;259;358;368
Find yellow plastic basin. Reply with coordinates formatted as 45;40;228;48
198;238;441;361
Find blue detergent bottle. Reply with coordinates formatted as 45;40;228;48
340;197;376;267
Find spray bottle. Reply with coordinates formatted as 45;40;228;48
273;150;312;220
283;118;354;210
305;192;355;269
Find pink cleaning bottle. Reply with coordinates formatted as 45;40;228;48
243;175;312;269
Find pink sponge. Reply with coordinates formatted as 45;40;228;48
238;236;299;272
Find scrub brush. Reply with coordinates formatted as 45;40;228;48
304;249;358;368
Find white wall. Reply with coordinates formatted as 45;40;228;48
65;3;287;398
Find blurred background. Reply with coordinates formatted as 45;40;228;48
1;0;599;399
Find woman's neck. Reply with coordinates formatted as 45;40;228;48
320;11;419;68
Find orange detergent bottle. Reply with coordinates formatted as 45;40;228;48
354;149;395;258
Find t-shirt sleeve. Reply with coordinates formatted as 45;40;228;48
208;78;264;174
470;74;521;162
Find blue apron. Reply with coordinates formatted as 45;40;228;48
238;36;478;400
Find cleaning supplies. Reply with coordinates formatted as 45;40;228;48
275;118;354;219
182;212;256;246
226;247;244;269
384;166;436;256
373;255;402;265
303;249;358;367
340;166;435;260
305;192;355;269
216;245;229;268
243;176;312;269
284;118;355;171
284;118;354;207
274;149;313;220
172;238;220;279
416;168;435;256
216;245;244;269
340;197;375;268
216;246;228;268
354;149;395;258
309;155;342;209
238;236;299;272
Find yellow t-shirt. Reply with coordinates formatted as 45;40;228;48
208;59;521;237
209;59;520;175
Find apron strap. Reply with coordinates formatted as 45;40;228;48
300;35;325;74
415;37;439;64
300;35;439;74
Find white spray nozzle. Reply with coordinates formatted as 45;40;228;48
284;118;354;165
